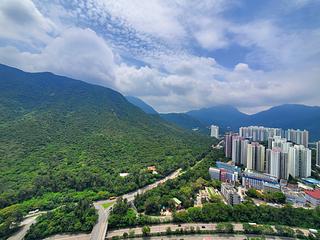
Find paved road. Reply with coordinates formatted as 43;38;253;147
106;222;309;239
131;234;296;240
7;214;42;240
89;168;182;240
45;233;90;240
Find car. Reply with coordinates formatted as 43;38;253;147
202;226;206;229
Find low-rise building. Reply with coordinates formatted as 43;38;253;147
209;167;220;180
242;170;279;190
221;183;241;205
216;161;241;173
282;187;307;206
304;189;320;206
172;197;182;209
263;182;281;192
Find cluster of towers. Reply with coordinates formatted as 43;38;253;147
224;126;312;180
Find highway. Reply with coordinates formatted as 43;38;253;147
106;222;309;239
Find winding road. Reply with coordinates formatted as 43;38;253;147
89;168;182;240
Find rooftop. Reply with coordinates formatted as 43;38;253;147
304;189;320;200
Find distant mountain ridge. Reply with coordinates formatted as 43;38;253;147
126;96;158;114
127;96;320;141
185;104;320;141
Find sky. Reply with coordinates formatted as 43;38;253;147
0;0;319;113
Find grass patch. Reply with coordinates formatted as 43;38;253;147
102;202;115;209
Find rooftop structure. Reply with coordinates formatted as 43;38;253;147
304;189;320;206
221;183;241;205
216;161;241;173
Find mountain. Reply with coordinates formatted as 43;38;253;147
185;104;320;141
249;104;320;141
0;64;212;208
186;105;249;133
126;96;158;114
160;113;208;134
125;96;209;134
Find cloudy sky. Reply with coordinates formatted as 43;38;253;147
0;0;319;113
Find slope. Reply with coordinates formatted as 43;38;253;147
125;96;158;114
160;113;209;134
0;64;212;208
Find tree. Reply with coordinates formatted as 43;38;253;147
142;225;151;236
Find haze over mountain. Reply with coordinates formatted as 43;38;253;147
126;96;158;114
127;96;320;141
187;104;320;141
0;64;212;208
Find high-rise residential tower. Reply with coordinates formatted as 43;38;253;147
210;125;219;138
232;136;242;165
224;133;238;158
286;129;309;147
288;145;311;178
266;147;289;179
247;142;265;172
316;141;320;167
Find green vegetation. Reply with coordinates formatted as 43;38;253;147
274;225;295;237
141;226;151;236
102;202;115;209
0;66;213;238
173;203;320;229
134;150;224;215
25;199;98;240
243;223;275;235
216;222;234;233
0;191;101;239
246;188;286;204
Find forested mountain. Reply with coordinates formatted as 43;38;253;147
125;96;158;114
0;64;212;208
160;113;208;134
185;104;320;141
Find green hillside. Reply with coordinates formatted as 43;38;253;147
0;64;213;208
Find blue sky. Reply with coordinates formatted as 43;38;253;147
0;0;319;113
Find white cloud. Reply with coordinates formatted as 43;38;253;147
0;0;56;47
0;0;319;113
0;28;116;87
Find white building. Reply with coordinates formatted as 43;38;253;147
209;167;220;180
247;142;265;172
288;145;311;178
316;141;320;167
210;125;219;138
266;147;289;179
285;129;309;147
221;183;241;205
239;126;282;142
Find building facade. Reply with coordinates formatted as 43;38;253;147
246;142;265;172
224;133;238;158
221;183;241;205
316;141;320;167
285;129;309;147
288;145;311;178
210;125;219;138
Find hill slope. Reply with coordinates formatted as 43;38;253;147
125;96;158;114
160;113;208;134
0;64;212;208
